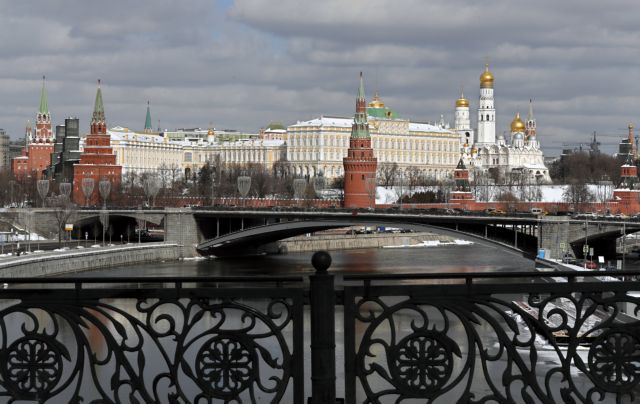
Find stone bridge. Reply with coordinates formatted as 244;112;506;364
0;208;637;259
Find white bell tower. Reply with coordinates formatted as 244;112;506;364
477;64;496;145
454;90;474;146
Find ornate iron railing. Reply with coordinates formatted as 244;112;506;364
0;276;304;403
2;267;640;403
343;271;640;404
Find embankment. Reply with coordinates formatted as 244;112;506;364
0;243;181;278
277;232;456;253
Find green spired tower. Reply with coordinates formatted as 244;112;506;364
144;101;152;132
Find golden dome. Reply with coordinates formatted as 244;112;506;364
368;92;385;108
511;112;525;132
455;92;469;107
480;64;494;88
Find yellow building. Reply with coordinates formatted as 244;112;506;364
287;94;459;180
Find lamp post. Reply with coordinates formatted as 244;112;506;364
237;175;251;207
81;177;95;207
293;178;307;207
584;217;589;269
99;178;111;209
36;179;49;207
99;209;109;247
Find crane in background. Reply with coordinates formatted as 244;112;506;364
562;129;634;156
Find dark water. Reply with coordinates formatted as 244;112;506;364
78;238;535;278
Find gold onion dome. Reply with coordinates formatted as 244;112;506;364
511;112;525;132
368;92;385;108
480;64;494;88
455;92;469;107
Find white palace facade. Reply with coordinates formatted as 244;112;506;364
107;127;286;178
286;95;460;180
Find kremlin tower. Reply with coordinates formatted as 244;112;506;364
476;64;496;145
450;158;473;202
525;99;536;141
11;77;55;179
343;73;378;209
72;80;122;205
612;153;640;213
144;101;153;133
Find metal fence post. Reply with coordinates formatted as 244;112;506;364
309;251;336;403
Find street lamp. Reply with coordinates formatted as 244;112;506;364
293;178;307;200
237;175;251;207
99;209;109;246
99;178;111;208
81;177;95;207
312;173;325;199
36;179;49;207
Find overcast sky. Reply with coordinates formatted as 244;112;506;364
1;0;639;155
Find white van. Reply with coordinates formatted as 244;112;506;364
530;207;544;215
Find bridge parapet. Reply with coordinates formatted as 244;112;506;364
539;217;640;260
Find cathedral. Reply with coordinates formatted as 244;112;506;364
456;64;551;184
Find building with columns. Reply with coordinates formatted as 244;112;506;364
109;128;286;179
459;65;550;183
287;88;459;181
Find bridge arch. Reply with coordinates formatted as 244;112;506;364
196;219;532;258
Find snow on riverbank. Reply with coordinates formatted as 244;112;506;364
374;184;602;204
382;239;474;249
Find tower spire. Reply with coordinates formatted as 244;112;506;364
91;79;106;135
352;72;369;138
144;101;152;132
357;72;365;103
39;76;48;114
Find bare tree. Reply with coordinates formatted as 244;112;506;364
472;169;494;202
143;175;161;207
563;180;594;208
439;178;455;204
378;162;398;189
405;166;423;192
247;163;272;198
366;177;377;208
48;195;77;245
17;210;34;252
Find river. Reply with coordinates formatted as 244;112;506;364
76;237;535;278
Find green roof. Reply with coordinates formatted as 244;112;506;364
366;106;397;119
144;101;152;130
92;80;105;121
39;76;48;114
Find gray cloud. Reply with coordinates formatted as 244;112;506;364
0;0;637;156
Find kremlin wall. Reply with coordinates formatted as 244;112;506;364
8;67;640;215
